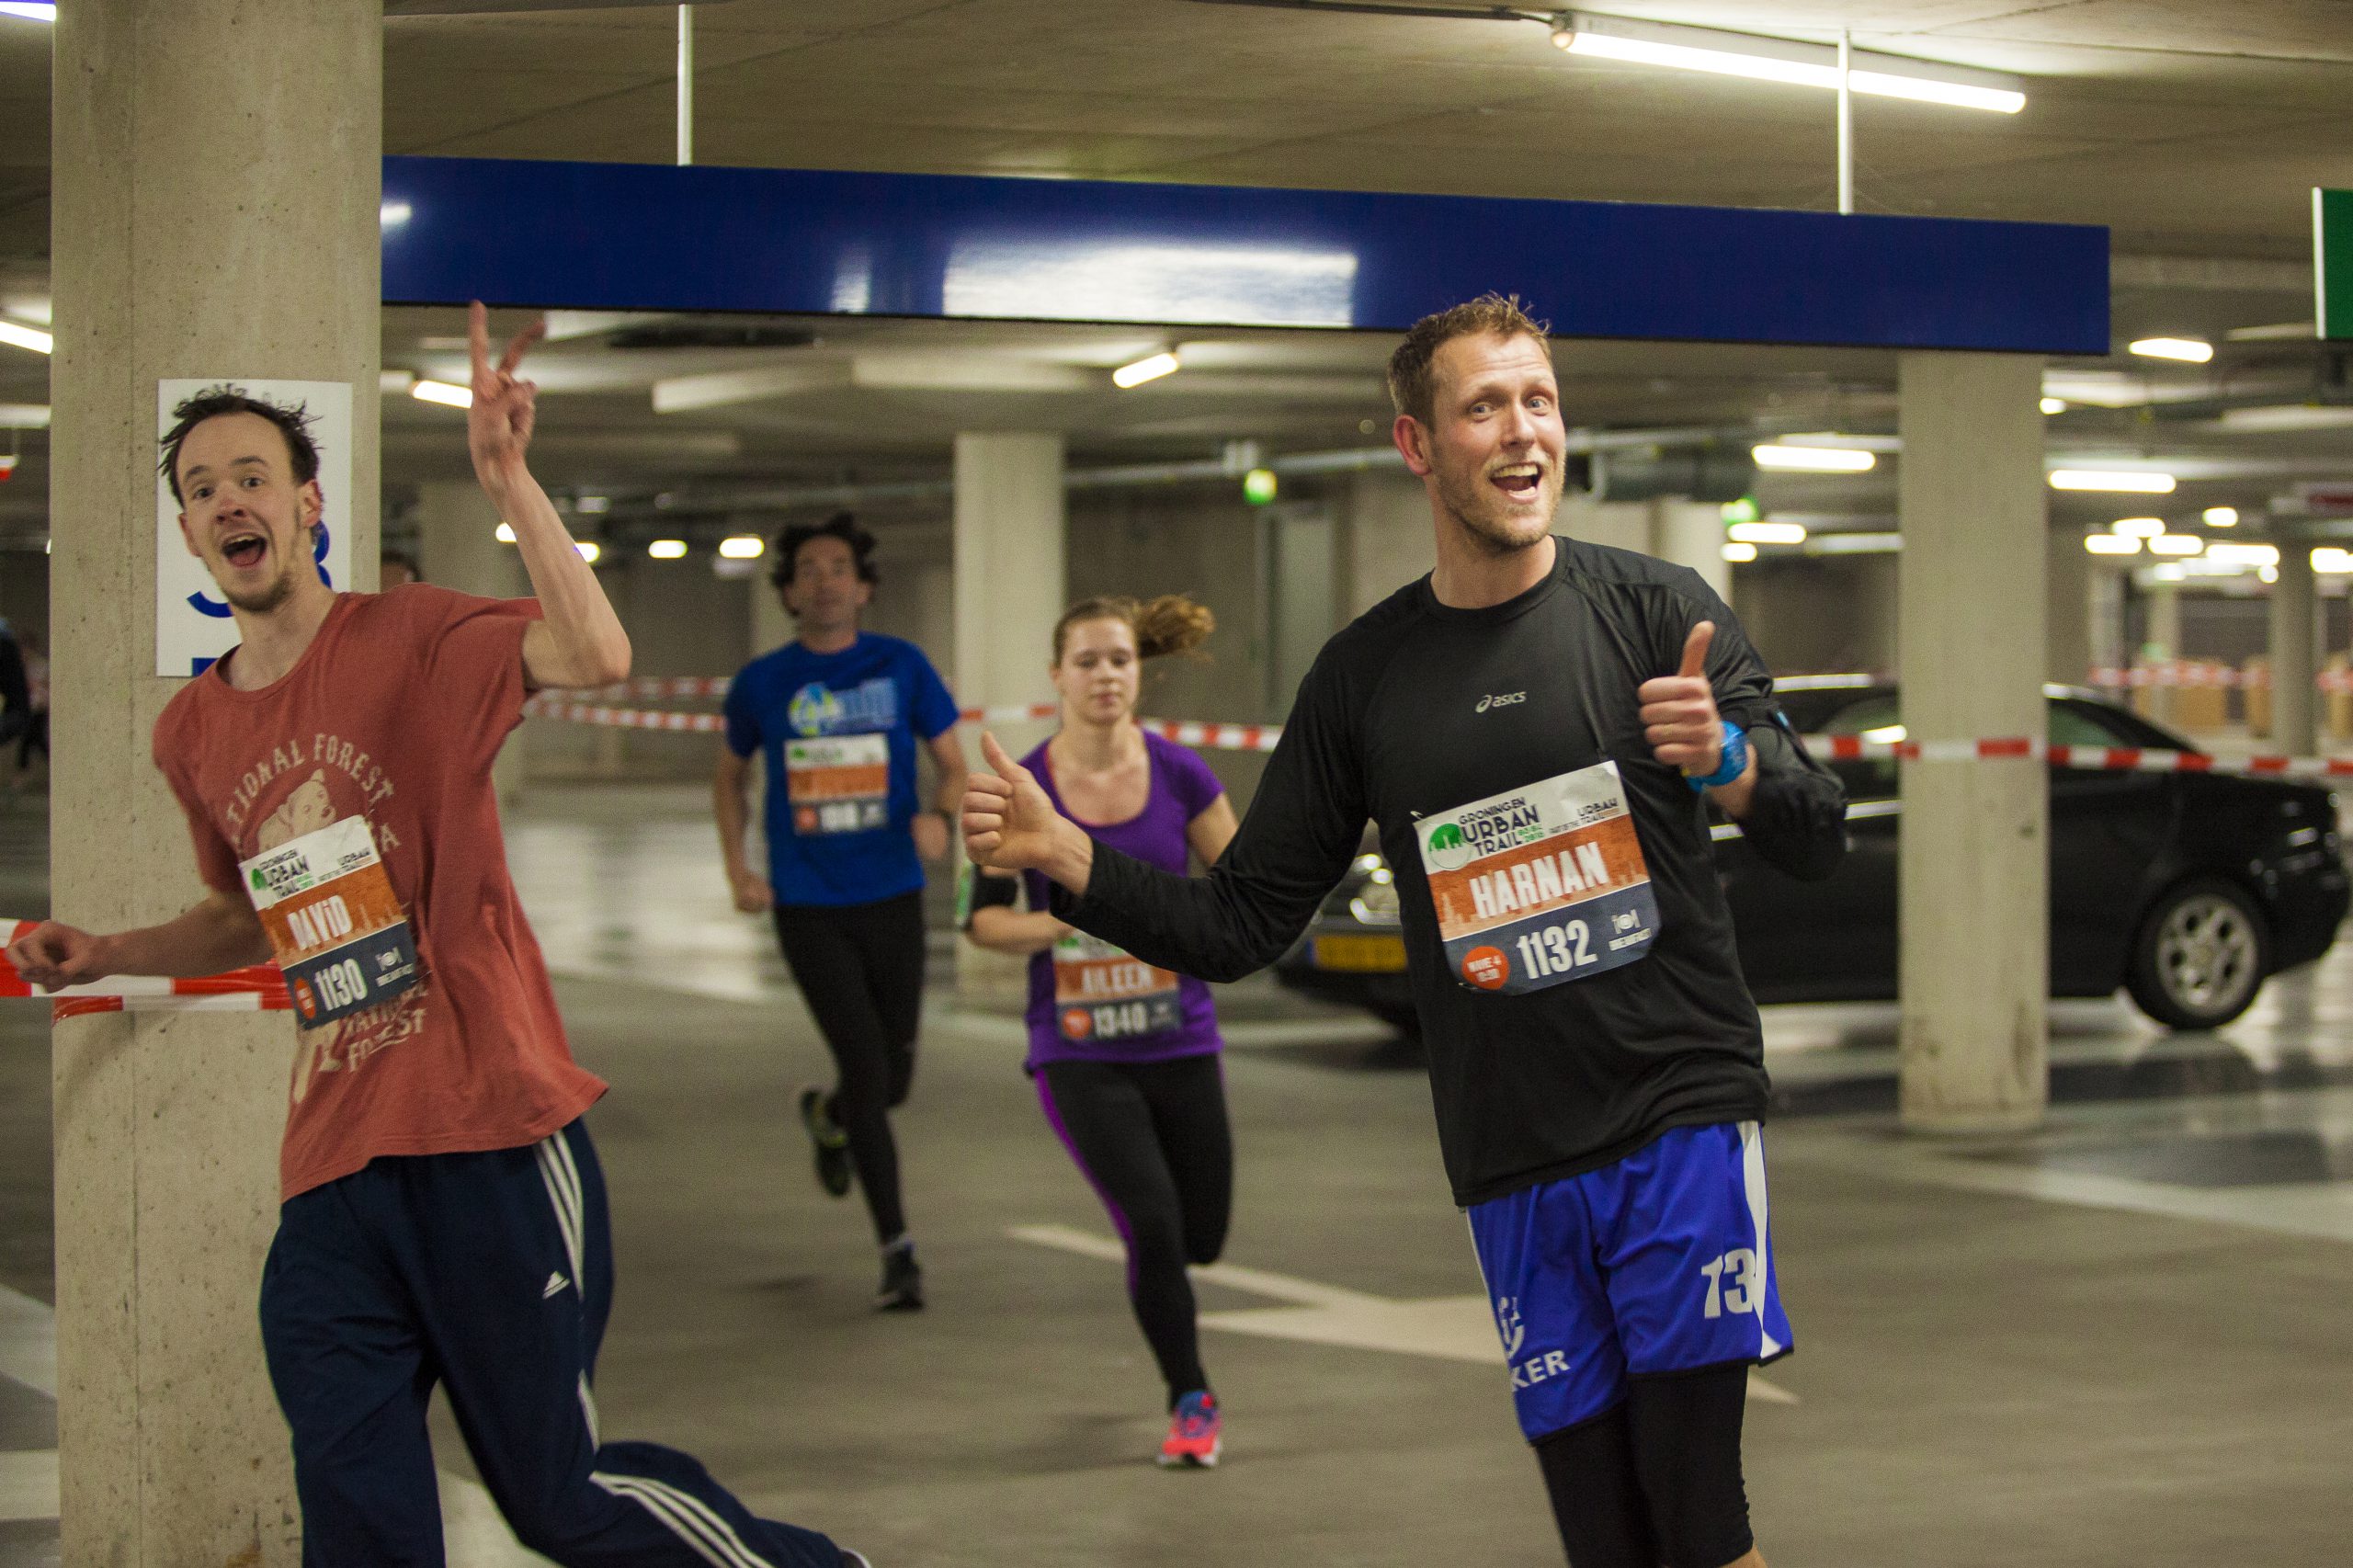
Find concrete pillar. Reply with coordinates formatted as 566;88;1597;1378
1340;469;1429;619
50;4;379;1560
1895;352;2047;1133
2143;580;2181;727
2270;539;2318;756
1649;499;1731;601
413;479;519;598
2045;522;2091;686
2087;562;2127;679
415;481;528;801
953;435;1064;1006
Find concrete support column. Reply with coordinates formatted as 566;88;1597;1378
2087;562;2127;678
416;482;527;800
952;435;1064;1005
2045;523;2092;685
51;4;380;1560
1895;352;2048;1133
2143;581;2181;727
2270;540;2318;755
1648;499;1731;600
1340;470;1429;619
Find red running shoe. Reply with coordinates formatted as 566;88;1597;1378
1157;1390;1222;1469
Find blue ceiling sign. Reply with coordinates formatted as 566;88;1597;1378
381;155;2107;355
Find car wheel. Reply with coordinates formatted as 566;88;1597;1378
2125;878;2268;1030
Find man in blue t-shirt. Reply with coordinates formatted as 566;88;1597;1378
715;513;966;1310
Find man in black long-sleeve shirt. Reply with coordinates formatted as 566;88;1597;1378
965;294;1845;1568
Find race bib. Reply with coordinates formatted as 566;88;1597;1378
1416;760;1658;994
786;733;889;835
240;816;422;1028
1053;932;1182;1044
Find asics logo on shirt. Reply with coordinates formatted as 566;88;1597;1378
1475;692;1526;712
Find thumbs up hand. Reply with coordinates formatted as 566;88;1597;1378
964;731;1094;889
1636;621;1724;776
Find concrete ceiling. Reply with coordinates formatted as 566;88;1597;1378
0;2;2349;550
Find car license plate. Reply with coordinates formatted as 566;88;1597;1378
1313;934;1407;972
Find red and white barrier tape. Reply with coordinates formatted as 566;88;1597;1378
520;697;1289;753
1801;734;2353;780
2088;664;2353;693
3;921;290;1019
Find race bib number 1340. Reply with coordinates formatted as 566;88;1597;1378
1415;760;1657;995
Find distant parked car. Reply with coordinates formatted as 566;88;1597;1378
1276;681;2348;1032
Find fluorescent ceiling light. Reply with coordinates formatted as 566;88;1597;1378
1776;431;1901;452
574;541;600;564
1804;531;1902;555
2110;517;2165;538
0;403;49;427
380;201;413;228
2051;469;2175;494
1721;541;1758;562
647;539;688;560
2206;542;2278;566
2313;549;2353;574
2202;506;2239;528
1551;13;2025;113
576;494;611;514
2085;535;2141;555
2225;322;2314;342
2040;397;2067;415
0;320;52;355
411;379;472;409
2127;336;2213;363
2215;404;2353;434
1753;444;1874;473
494;523;517;544
1112;350;1182;389
0;4;57;19
2148;534;2203;556
2148;562;2188;582
718;535;765;560
1728;520;1807;545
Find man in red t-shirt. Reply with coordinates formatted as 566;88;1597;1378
9;307;864;1568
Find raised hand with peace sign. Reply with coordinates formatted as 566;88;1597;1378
465;300;547;485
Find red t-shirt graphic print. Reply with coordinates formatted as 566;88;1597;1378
153;586;606;1199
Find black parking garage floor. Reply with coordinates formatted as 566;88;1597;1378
5;783;2353;1565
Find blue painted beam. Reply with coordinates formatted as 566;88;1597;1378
381;155;2107;355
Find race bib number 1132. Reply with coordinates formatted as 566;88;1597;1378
1416;760;1657;995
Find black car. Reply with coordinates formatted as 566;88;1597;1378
1274;682;2349;1032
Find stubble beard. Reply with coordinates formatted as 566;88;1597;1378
1436;466;1560;557
220;549;303;615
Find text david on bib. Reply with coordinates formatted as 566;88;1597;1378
1417;760;1657;994
240;815;422;1027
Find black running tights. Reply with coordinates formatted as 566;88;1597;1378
1035;1055;1233;1407
772;892;926;1244
1533;1361;1755;1567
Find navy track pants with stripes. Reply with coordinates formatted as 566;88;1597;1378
259;1118;845;1568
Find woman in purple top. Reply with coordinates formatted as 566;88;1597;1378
963;594;1240;1469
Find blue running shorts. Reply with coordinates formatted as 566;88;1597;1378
1467;1120;1791;1441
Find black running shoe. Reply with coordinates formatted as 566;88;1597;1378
799;1085;852;1199
875;1243;924;1312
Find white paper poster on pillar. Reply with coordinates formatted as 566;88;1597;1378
154;378;354;677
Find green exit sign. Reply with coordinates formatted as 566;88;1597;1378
2320;188;2353;340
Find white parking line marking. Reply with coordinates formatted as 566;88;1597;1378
0;1449;57;1523
1009;1224;1800;1404
0;1285;54;1399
